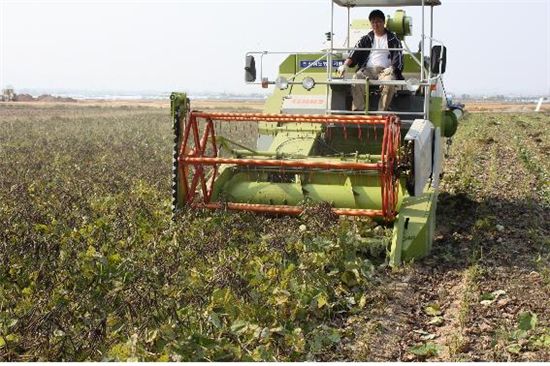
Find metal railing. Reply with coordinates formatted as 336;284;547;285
245;0;447;120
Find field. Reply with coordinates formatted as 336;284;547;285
0;101;549;361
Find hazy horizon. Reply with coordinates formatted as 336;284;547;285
1;0;549;96
10;87;548;100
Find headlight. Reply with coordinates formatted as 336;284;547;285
302;77;316;91
406;78;420;92
275;76;288;90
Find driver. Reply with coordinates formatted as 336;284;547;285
337;9;404;111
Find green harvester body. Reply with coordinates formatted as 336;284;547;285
171;0;461;265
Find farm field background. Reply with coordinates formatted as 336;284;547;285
0;101;549;361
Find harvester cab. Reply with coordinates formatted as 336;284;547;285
171;0;461;266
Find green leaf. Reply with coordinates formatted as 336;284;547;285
506;343;522;354
409;342;440;357
360;259;375;277
33;224;50;234
341;270;358;286
85;245;98;258
532;334;550;349
428;316;444;326
259;327;270;340
480;292;495;301
160;324;177;341
108;253;122;265
518;311;537;331
5;334;19;342
358;294;367;309
315;293;328;309
424;303;442;316
480;290;506;305
212;288;232;307
8;319;18;328
282;327;305;354
510;329;527;341
0;337;5;349
327;330;341;343
230;320;248;334
251;345;274;361
191;333;217;347
273;289;291;305
209;312;221;328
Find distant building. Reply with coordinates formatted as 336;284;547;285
1;87;16;102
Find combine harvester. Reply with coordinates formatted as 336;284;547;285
171;0;461;266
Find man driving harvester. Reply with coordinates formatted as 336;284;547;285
337;9;404;111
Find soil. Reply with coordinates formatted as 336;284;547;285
337;111;550;361
1;97;264;111
5;96;546;113
465;102;550;113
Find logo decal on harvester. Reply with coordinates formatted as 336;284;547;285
282;95;327;111
299;60;344;68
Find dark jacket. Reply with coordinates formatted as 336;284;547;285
348;29;404;80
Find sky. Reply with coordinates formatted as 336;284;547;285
1;0;549;96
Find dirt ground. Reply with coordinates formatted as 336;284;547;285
4;99;546;113
336;110;550;361
0;98;265;112
464;102;550;113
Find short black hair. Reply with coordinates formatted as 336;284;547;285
369;9;385;22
